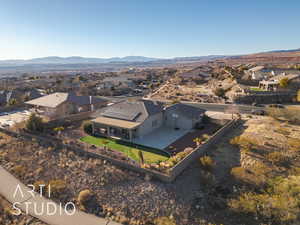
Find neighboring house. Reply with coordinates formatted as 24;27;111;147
246;66;272;80
91;100;205;141
258;74;300;91
26;92;108;119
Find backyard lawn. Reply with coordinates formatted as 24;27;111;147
250;87;266;91
80;136;169;164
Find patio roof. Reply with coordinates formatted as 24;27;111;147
92;116;141;129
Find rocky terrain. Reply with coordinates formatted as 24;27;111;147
0;195;46;225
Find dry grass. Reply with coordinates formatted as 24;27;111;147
199;156;215;171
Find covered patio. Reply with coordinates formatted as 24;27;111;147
132;126;190;150
91;116;140;141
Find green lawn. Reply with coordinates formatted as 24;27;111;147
250;87;266;92
80;136;169;164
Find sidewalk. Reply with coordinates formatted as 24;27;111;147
0;166;121;225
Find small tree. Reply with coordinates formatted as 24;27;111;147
101;140;109;150
279;77;289;88
83;122;93;134
26;113;44;132
8;98;17;106
138;150;144;164
213;87;225;97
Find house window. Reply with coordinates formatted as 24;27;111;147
152;120;158;127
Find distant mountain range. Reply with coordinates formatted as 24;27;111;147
0;56;161;66
1;48;299;66
0;48;299;75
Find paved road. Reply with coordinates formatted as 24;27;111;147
182;102;264;114
105;95;264;114
0;166;121;225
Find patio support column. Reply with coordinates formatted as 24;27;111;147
129;129;133;141
107;126;110;136
92;122;95;135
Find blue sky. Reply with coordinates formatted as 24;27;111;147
0;0;299;59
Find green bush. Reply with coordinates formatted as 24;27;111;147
83;122;93;134
26;113;44;132
213;88;226;97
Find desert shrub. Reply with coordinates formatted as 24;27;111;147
77;189;93;211
193;137;203;146
229;175;300;224
171;99;181;104
230;167;247;179
12;165;26;178
230;136;241;146
53;126;64;132
267;108;300;124
154;216;176;225
213;88;225;97
230;136;256;151
48;179;67;198
279;77;290;88
26;113;44;132
33;180;47;194
267;151;287;165
83;122;93;134
276;127;290;136
199;156;215;171
287;138;300;151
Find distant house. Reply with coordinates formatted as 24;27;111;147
26;92;108;119
246;66;274;80
91;100;205;141
258;74;300;91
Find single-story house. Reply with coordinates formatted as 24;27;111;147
91;100;206;141
26;92;108;119
259;74;300;91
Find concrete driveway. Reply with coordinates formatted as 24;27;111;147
132;126;190;149
0;109;31;128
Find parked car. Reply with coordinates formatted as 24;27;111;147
252;102;264;107
267;104;285;109
251;109;266;115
